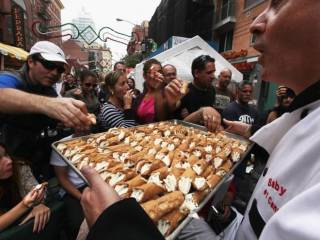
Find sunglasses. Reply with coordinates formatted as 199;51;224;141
35;56;65;74
84;83;97;88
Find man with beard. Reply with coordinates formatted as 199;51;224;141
0;41;91;181
215;68;235;110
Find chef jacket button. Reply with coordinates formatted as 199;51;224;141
300;109;309;119
262;167;268;177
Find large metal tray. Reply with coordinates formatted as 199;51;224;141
52;120;253;239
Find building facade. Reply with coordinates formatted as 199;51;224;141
0;0;64;50
148;0;215;47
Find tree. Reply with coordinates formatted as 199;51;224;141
122;52;143;68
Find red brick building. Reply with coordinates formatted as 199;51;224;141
213;0;277;111
0;0;64;50
213;0;268;77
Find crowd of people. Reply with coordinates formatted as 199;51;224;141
0;0;319;239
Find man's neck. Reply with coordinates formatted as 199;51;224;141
192;80;209;91
236;100;248;106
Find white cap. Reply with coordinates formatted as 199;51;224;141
29;41;67;64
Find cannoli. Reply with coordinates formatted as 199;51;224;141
141;191;184;222
126;175;147;188
94;161;109;173
178;168;197;195
180;191;207;214
187;155;200;165
107;144;131;152
192;177;208;191
192;159;209;176
87;113;96;125
70;153;86;165
171;167;185;179
206;173;222;189
191;149;203;158
56;143;67;153
231;147;243;162
212;152;227;169
148;167;169;186
176;159;192;169
109;170;137;186
204;144;214;154
157;209;186;236
163;174;177;192
161;154;172;167
114;183;132;199
219;160;233;172
215;141;225;154
131;183;165;203
100;170;113;181
177;138;191;151
202;165;215;178
108;163;125;173
35;182;48;191
150;167;169;180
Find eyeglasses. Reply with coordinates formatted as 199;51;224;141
35;56;65;74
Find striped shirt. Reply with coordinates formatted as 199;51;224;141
98;102;136;130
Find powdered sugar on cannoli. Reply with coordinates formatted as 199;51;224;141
213;157;223;169
167;144;175;151
162;155;171;166
164;175;177;192
178;177;192;195
131;189;144;202
115;184;129;196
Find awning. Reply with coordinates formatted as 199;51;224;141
0;42;28;61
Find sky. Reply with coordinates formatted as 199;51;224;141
61;0;162;62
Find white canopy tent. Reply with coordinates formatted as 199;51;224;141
134;35;243;91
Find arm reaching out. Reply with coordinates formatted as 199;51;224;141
0;88;91;129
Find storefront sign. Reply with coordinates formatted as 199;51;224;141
11;3;26;49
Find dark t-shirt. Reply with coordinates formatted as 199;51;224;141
222;101;259;124
176;83;216;118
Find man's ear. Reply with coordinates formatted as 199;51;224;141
27;57;34;68
194;69;200;79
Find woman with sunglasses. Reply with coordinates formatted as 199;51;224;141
98;71;136;130
65;70;100;116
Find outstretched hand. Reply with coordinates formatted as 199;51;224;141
44;97;91;130
164;79;183;111
223;119;251;138
80;166;121;228
200;107;221;132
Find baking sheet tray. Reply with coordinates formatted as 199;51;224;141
52;120;253;239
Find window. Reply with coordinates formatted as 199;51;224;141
219;30;233;52
244;0;265;9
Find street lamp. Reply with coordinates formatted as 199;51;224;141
116;18;137;26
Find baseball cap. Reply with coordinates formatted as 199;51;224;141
29;41;67;64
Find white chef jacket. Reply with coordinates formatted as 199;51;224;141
236;99;320;240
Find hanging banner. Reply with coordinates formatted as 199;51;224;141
11;3;26;49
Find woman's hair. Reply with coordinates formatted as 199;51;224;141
104;71;126;95
128;77;135;88
79;70;97;83
143;58;161;75
0;144;21;212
